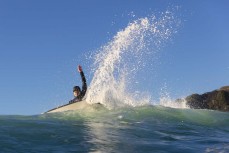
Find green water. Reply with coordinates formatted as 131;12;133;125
0;106;229;153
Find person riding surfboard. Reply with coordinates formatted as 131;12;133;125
69;65;87;103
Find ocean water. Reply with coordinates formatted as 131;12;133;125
0;106;229;152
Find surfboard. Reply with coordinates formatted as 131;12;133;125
45;100;102;113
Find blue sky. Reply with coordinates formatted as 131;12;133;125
0;0;229;115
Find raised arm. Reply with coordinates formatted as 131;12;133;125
78;65;87;98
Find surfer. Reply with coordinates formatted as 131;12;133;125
69;65;87;103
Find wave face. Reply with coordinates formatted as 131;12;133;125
86;11;180;109
0;107;229;152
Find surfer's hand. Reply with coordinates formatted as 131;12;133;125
78;65;83;72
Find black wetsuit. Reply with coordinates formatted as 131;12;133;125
69;71;87;103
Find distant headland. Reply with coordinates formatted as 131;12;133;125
178;86;229;111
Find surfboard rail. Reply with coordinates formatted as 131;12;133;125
45;100;102;113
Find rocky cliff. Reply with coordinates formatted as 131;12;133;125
185;86;229;111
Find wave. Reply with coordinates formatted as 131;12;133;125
37;105;229;127
1;105;228;127
1;106;228;153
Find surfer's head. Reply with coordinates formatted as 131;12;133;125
73;86;81;97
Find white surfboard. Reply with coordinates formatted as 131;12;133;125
45;100;102;113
